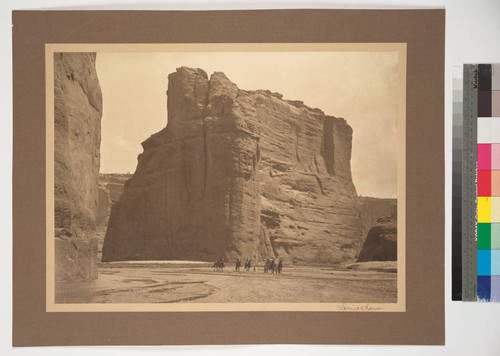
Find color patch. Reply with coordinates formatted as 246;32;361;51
478;197;491;223
492;171;500;196
478;144;492;170
492;197;500;222
478;170;492;196
478;223;491;249
492;92;500;116
492;144;500;169
491;276;500;301
492;224;500;249
478;250;491;275
493;250;500;275
479;64;492;91
478;275;491;301
478;91;492;117
493;64;500;91
477;117;500;143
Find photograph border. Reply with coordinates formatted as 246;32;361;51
13;10;444;345
46;43;407;313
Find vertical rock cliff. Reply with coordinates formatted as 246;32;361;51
54;53;102;280
96;174;131;260
102;67;363;264
97;174;131;228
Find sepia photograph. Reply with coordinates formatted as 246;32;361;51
47;44;405;311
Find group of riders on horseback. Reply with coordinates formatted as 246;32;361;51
212;257;283;274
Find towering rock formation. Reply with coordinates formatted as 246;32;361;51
102;67;363;264
54;53;102;281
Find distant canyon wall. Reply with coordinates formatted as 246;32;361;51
102;67;364;264
356;197;397;262
54;53;102;281
96;174;131;261
97;174;131;228
358;197;397;241
357;214;397;262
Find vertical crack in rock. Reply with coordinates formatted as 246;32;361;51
292;124;301;166
202;118;208;190
315;175;326;195
313;154;320;173
103;67;365;265
323;116;335;176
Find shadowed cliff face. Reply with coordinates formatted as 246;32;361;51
97;174;132;228
96;174;132;261
358;197;397;245
54;53;102;281
357;215;397;262
102;67;363;264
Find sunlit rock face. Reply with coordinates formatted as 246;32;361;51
102;67;364;264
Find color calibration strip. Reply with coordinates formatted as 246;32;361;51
462;64;478;301
452;66;463;300
476;64;500;302
454;64;500;301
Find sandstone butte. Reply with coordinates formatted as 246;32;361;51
101;66;392;265
54;53;102;281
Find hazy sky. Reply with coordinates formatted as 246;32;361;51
96;51;399;198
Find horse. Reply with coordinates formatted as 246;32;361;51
244;259;251;271
212;260;225;271
268;259;276;274
264;259;270;273
276;259;283;273
235;258;242;272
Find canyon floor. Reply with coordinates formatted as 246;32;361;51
55;261;397;304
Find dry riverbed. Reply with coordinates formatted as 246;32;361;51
55;261;397;304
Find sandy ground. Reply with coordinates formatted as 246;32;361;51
55;261;397;304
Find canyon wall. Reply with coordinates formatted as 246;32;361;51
96;174;131;260
97;174;131;228
358;197;397;243
102;67;363;264
357;214;397;262
54;53;102;280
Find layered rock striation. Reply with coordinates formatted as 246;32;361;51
102;67;364;264
54;53;102;280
